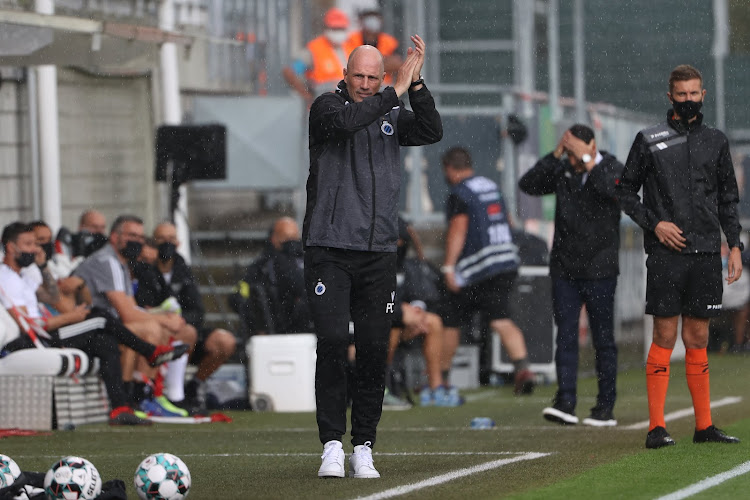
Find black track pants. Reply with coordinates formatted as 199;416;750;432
53;326;130;409
304;247;396;448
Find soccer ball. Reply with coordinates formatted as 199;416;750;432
44;456;102;499
134;453;191;499
0;454;21;488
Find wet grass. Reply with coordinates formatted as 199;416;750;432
1;352;748;499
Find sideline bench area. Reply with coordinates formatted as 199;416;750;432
0;309;109;431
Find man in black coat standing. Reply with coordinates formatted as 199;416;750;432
305;37;441;479
519;124;623;427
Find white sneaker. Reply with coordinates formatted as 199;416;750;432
349;441;380;478
318;440;345;478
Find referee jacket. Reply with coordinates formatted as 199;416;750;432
303;80;442;252
617;111;742;255
519;151;623;280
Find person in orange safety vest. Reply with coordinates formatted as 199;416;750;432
282;8;352;104
344;9;402;85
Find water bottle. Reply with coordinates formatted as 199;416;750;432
470;417;496;429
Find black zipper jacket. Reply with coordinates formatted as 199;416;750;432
132;255;204;329
519;151;623;279
303;81;442;252
617;111;741;255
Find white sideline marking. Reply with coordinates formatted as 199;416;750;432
654;461;750;500
80;425;600;433
12;451;542;459
622;397;742;430
353;452;550;500
462;392;496;403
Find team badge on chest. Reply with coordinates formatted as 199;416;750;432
381;121;394;136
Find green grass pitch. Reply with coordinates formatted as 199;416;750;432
1;353;748;499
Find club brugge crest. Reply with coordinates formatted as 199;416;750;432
381;121;394;136
315;280;326;296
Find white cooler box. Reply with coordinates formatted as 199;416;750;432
246;333;316;412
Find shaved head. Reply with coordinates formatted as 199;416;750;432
79;209;106;234
347;45;384;75
153;221;179;246
270;217;300;251
344;45;385;103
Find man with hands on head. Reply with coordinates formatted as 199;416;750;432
520;124;623;427
305;35;441;479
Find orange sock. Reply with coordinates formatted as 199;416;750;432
685;348;712;431
646;343;672;431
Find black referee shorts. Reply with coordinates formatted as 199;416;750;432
645;252;723;318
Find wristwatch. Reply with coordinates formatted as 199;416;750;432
581;153;592;164
410;78;425;88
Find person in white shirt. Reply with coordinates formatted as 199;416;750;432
0;221;187;425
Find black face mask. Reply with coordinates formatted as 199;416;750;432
83;232;108;257
158;242;177;262
280;240;303;258
41;242;54;261
672;100;702;122
15;252;36;268
119;240;143;262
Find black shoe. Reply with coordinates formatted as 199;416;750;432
176;379;208;416
542;399;578;425
693;425;740;444
172;397;208;417
646;426;675;449
109;408;152;426
148;343;190;367
582;406;617;427
513;369;536;396
184;378;200;400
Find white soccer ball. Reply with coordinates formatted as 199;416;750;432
44;456;102;500
0;454;21;488
134;452;191;499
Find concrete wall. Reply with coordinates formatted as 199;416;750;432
0;74;33;225
57;68;157;231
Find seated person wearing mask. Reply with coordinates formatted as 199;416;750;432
388;218;462;407
134;222;237;412
0;221;187;425
74;215;197;416
230;217;311;335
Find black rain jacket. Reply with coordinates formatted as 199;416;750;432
133;255;205;330
519;151;623;279
617;111;741;255
303;81;442;252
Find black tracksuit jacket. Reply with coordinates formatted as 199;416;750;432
133;255;205;330
303;80;442;252
617;111;742;255
519;151;623;279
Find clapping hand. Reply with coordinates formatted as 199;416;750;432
394;34;427;96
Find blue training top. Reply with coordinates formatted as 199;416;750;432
446;175;520;286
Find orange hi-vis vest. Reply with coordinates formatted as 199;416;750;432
306;36;348;88
344;32;399;84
